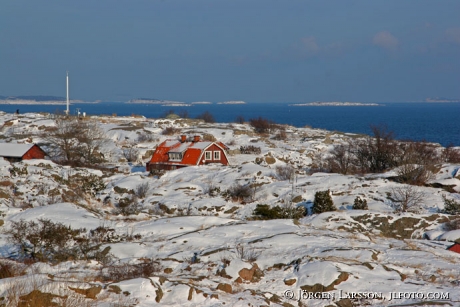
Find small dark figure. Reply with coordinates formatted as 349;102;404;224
191;252;199;264
15;109;19;115
292;258;301;272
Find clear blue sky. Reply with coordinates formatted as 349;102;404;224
1;0;459;102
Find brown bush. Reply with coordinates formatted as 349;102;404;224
392;141;438;185
202;133;217;142
0;260;26;279
0;180;13;187
161;127;180;135
235;115;245;124
273;129;287;140
225;183;252;203
326;144;355;175
104;259;160;282
249;117;275;134
276;165;295;181
196;111;215;123
442;144;460;163
444;219;460;231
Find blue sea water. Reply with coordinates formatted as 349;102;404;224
1;102;459;147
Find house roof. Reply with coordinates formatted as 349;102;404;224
149;139;227;166
0;143;35;158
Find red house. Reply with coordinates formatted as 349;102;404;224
0;143;46;162
447;242;460;254
146;135;229;171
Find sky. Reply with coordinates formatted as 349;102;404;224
1;0;460;103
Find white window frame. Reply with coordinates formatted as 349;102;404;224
169;152;183;161
213;151;220;160
205;151;212;160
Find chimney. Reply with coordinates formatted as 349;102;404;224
193;135;200;142
180;135;187;143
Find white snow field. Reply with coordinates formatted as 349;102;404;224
0;111;459;306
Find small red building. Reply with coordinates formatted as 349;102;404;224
0;143;46;162
146;135;229;171
447;242;460;254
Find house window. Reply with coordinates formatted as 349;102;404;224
214;151;220;160
205;151;211;160
169;152;182;161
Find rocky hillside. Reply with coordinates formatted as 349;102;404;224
0;111;459;306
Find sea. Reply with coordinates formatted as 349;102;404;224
1;102;459;147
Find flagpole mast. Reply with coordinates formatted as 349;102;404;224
66;71;70;115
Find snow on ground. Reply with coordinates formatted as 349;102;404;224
0;112;459;306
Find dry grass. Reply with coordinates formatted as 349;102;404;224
404;240;419;250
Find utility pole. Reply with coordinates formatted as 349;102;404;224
66;71;70;116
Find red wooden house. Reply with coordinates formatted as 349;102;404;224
146;135;229;171
0;143;46;162
447;242;460;254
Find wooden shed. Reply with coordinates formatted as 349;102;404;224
0;143;46;162
447;242;460;254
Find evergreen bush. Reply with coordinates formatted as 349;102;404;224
442;195;460;215
312;190;336;214
352;196;368;210
252;204;305;220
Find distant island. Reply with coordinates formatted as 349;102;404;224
128;98;186;105
161;103;192;107
191;101;213;105
290;101;380;106
216;100;246;105
0;95;84;105
425;97;460;103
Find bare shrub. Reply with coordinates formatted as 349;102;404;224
396;141;439;185
275;165;295;181
226;183;252;203
137;132;157;142
390;185;426;213
134;182;150;198
235;243;260;262
326;143;355;175
161;127;180;135
116;195;141;215
351;125;399;173
104;259;160;282
4;218;111;263
0;259;26;278
54;292;96;307
444;219;460;231
202;133;217;142
45;117;108;166
178;109;189;119
122;147;139;162
273;129;287;141
249;117;274;134
240;145;261;154
196;111;215;123
235;115;245;124
5;278;28;307
442;144;460;163
149;168;165;178
444;218;460;231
